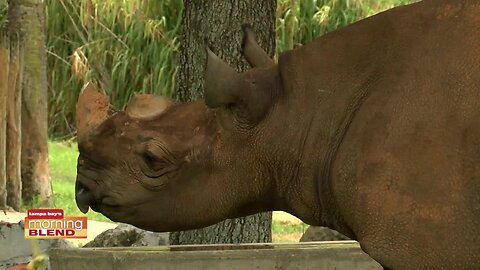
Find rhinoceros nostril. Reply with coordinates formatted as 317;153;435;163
75;182;94;214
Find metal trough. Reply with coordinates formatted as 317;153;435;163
49;241;382;270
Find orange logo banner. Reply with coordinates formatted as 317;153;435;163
24;209;87;239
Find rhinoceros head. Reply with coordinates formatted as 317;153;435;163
74;27;289;231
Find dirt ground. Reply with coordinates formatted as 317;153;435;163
1;210;303;246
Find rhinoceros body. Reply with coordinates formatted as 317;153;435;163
75;0;480;268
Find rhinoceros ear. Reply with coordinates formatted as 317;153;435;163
204;46;276;126
241;25;274;68
125;94;173;120
204;46;244;108
76;82;115;142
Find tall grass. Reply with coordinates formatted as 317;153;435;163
276;0;414;52
0;1;7;31
46;0;412;137
46;0;182;137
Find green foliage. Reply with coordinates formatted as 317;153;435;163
47;0;412;137
46;0;182;137
276;0;414;52
272;220;307;234
0;1;7;31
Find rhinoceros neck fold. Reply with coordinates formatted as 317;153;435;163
275;29;382;233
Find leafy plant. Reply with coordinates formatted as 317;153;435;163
0;1;7;31
276;0;413;52
46;0;182;137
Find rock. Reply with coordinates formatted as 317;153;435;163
299;226;350;242
0;221;74;269
83;224;169;247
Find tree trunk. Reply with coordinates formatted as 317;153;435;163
171;0;276;245
6;32;23;211
8;0;51;207
0;32;8;209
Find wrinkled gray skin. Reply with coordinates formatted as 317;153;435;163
75;0;480;269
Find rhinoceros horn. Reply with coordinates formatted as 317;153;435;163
241;25;274;68
125;94;173;120
76;82;115;142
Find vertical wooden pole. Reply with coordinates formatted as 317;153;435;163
6;35;22;210
8;0;52;206
0;33;9;208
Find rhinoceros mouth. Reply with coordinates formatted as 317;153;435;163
75;179;121;214
75;181;94;214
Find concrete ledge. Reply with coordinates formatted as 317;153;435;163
50;241;382;270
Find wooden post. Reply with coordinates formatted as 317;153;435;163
8;0;52;206
0;33;9;208
6;35;22;210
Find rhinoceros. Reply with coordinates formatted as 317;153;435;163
74;0;480;268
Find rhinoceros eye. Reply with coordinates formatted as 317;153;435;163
142;151;157;169
142;150;170;173
138;142;177;181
